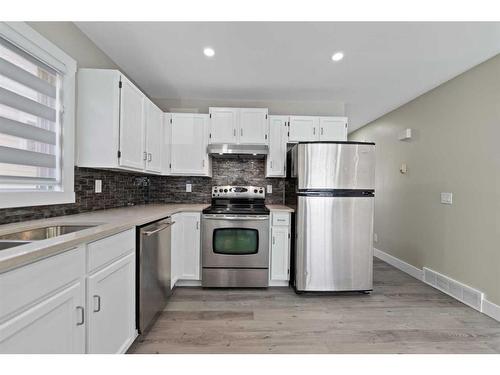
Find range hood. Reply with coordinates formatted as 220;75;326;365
207;144;268;158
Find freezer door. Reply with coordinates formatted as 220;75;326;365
297;143;375;190
295;195;374;291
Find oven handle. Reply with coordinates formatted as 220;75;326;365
203;215;269;221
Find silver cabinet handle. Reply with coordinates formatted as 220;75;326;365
272;236;275;245
321;127;324;135
196;221;199;230
270;160;273;169
93;295;101;312
202;159;205;168
76;306;84;326
203;215;269;221
142;222;175;236
233;129;236;137
313;127;316;135
240;128;243;136
143;151;147;161
148;153;152;162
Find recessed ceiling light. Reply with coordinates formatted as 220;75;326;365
203;47;215;57
331;51;344;62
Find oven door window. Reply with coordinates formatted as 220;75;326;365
213;228;259;255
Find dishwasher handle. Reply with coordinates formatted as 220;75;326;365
142;221;175;236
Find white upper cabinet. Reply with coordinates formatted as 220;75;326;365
119;75;145;170
144;98;163;173
170;113;210;176
318;116;348;141
239;108;269;144
266;116;288;177
161;113;172;175
288;115;348;142
209;107;269;145
77;69;164;175
209;107;238;144
288;116;319;142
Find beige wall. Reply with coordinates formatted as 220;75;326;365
27;22;118;69
153;97;345;116
350;54;500;305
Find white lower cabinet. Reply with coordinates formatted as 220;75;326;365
0;229;136;354
87;253;135;354
171;212;201;286
0;281;85;354
269;212;291;286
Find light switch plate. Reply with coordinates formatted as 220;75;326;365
95;179;102;193
373;233;378;243
267;185;272;194
441;192;453;205
186;183;192;193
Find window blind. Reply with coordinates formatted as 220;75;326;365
0;36;62;191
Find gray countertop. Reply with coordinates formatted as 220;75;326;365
0;203;295;274
0;204;208;274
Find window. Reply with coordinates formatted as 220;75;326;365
213;228;259;255
0;22;76;209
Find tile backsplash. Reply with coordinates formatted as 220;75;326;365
0;157;284;225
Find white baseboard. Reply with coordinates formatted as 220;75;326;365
374;247;500;322
268;280;289;287
374;248;423;280
482;299;500;322
175;279;202;287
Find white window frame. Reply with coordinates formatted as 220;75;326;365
0;22;76;209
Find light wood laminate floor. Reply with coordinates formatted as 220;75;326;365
129;259;500;354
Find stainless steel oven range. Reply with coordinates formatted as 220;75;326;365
202;186;269;287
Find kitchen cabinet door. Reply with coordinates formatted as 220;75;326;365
180;213;201;280
170;212;201;286
170;113;209;175
0;281;85;354
270;225;290;283
144;99;163;173
119;75;145;170
87;253;136;354
319;117;348;141
209;107;238;144
266;116;288;177
288;116;319;142
239;108;268;145
161;113;172;175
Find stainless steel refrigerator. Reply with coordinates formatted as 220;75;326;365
287;141;376;292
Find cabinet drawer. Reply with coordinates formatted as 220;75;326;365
272;213;290;226
0;246;84;321
87;229;135;272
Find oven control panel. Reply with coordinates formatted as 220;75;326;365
212;185;265;198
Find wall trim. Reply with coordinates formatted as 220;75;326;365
482;299;500;322
373;248;423;280
175;280;202;287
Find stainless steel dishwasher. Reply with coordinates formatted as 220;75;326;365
137;217;174;333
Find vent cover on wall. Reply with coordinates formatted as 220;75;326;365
423;267;484;311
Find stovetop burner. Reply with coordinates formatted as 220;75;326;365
203;186;269;215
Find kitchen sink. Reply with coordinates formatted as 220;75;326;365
0;225;97;242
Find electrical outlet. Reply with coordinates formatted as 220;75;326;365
95;179;102;193
186;183;192;193
441;192;453;205
267;185;272;194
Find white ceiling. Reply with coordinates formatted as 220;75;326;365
76;22;500;131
